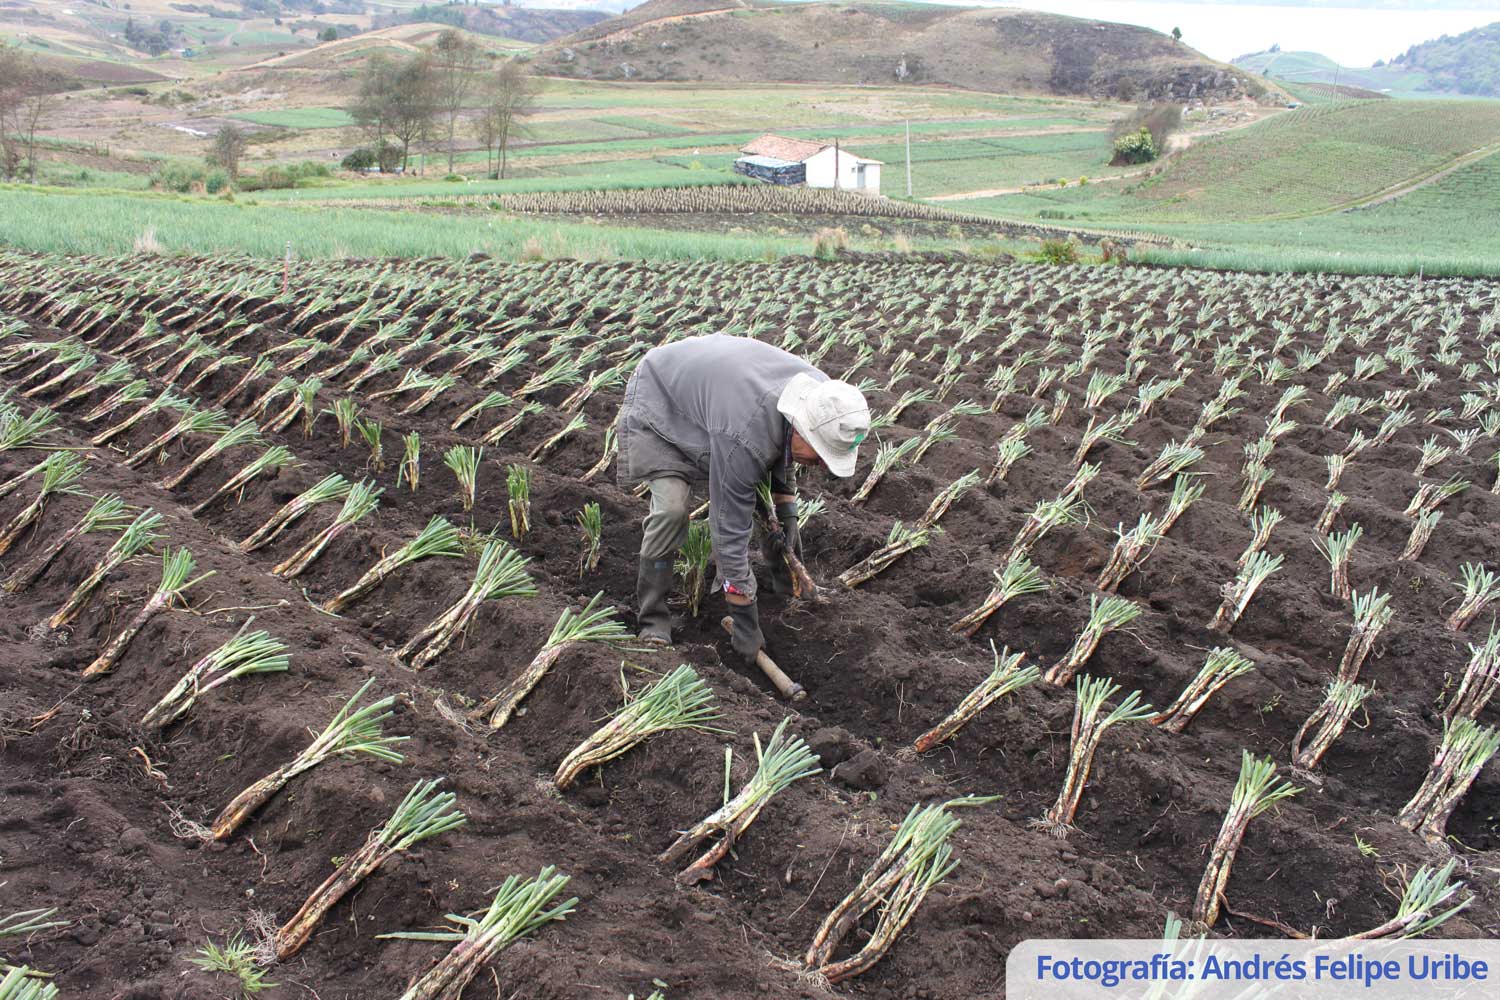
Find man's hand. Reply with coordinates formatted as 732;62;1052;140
763;498;802;595
726;592;764;664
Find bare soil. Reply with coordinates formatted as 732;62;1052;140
0;256;1496;1000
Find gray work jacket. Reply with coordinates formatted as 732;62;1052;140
617;334;821;600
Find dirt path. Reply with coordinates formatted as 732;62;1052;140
927;111;1267;203
1334;141;1500;213
928;164;1150;201
581;5;740;45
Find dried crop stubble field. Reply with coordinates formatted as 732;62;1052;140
0;252;1497;999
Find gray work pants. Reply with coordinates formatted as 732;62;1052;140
640;476;691;562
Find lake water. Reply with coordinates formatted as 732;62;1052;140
959;1;1498;66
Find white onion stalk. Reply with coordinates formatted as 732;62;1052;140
3;494;129;593
1097;513;1165;593
1344;860;1471;939
950;555;1046;638
1192;751;1299;929
660;718;821;883
1150;647;1256;734
1444;624;1500;721
1044;594;1142;687
273;780;464;960
322;516;463;615
210;677;405;840
1207;550;1283;633
472;593;631;730
399;540;536;670
47;508;163;628
1335;588;1392;683
272;481;381;579
805;795;995;983
554;665;722;789
1291;678;1372;770
1395;718;1500;845
914;644;1037;752
379;867;576;1000
82;547;213;677
1038;676;1152;833
141;619;290;728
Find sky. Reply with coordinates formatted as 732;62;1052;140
936;1;1498;64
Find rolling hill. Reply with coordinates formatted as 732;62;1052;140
239;23;529;71
535;0;1257;101
1236;24;1500;99
368;2;609;43
1390;21;1500;97
965;98;1500;224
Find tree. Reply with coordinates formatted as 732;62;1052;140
18;87;56;184
0;43;61;183
208;123;249;182
319;26;338;42
1171;26;1182;43
347;50;437;174
348;51;397;170
473;59;538;180
386;53;437;173
430;29;485;173
0;43;25;181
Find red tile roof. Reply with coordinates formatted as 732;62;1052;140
740;134;830;163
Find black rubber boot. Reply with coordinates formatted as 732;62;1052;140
636;557;675;644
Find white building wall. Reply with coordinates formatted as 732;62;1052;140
801;147;881;193
803;147;838;188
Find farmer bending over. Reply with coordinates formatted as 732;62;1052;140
617;334;870;662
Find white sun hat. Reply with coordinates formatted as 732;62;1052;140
777;373;871;478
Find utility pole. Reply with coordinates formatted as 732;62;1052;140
904;119;912;198
833;139;840;190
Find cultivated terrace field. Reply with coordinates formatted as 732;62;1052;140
1;251;1499;998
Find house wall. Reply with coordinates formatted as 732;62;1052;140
802;148;881;193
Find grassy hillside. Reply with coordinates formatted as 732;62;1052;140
1391;22;1500;98
1279;81;1390;105
537;0;1257;101
1234;47;1461;99
942;98;1500;273
973;100;1500;224
1137;148;1500;275
0;0;586;82
368;2;608;43
239;23;526;71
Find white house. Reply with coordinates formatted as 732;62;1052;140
735;135;883;194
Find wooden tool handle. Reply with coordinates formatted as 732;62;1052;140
721;616;807;701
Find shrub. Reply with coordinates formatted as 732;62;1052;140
343;143;404;174
812;227;849;260
341;148;377;171
1111;128;1159;165
443;173;464;182
249;166;292;190
133;227;165;254
150;160;208;193
205;170;229;194
1112;103;1181;161
241;161;330;191
1037;238;1080;265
